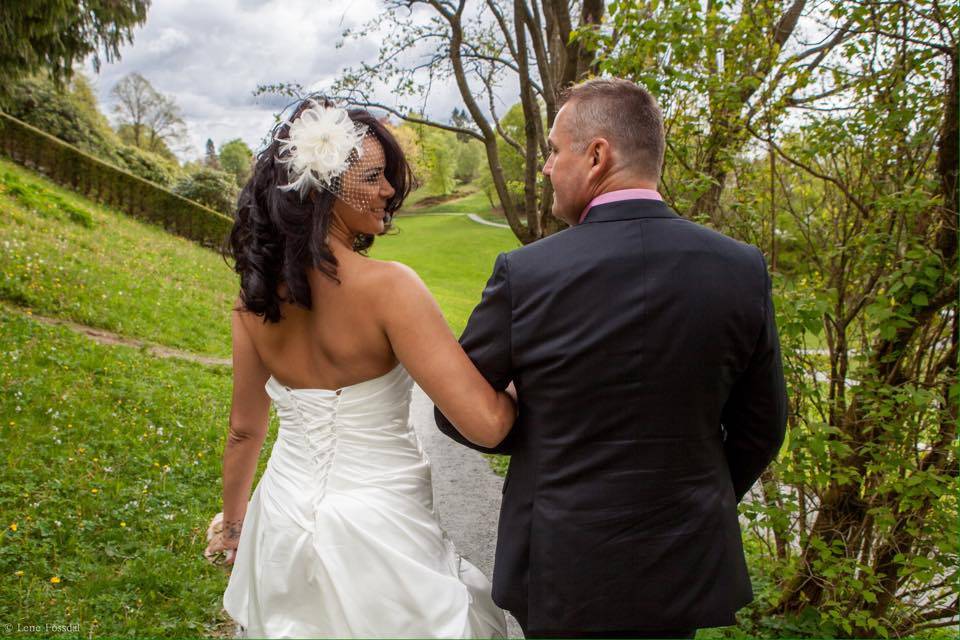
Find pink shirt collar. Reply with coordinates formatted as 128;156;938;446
579;188;663;224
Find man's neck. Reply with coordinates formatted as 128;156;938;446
591;174;658;199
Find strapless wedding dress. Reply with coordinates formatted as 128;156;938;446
223;364;506;638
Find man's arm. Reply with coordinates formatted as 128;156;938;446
435;252;517;455
721;250;788;502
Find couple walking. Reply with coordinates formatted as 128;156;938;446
204;78;787;638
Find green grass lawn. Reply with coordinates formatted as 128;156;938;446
409;187;496;215
0;157;518;635
0;308;262;636
0;158;237;358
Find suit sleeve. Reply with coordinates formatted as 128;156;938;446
434;252;519;455
721;249;788;502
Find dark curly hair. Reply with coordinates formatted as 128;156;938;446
225;97;413;323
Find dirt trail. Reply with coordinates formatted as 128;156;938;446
6;305;229;367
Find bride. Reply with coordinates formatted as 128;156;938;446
204;96;515;638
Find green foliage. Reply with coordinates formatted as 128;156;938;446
116;124;178;162
594;1;959;635
392;120;491;197
114;144;179;186
419;126;456;195
0;1;149;96
454;140;483;184
3;74;126;165
2;73;182;186
172;168;238;216
218;138;253;187
0;111;231;249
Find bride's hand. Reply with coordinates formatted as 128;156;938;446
204;512;242;566
205;531;240;565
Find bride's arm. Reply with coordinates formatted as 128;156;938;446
220;307;271;557
378;264;517;448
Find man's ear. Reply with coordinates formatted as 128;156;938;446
589;138;612;172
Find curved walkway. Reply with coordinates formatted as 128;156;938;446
400;210;513;229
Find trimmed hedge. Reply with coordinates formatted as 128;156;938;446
0;111;233;248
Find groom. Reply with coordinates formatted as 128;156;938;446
435;78;787;638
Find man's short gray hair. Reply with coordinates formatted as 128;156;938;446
560;78;665;182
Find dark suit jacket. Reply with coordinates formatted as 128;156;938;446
435;198;787;633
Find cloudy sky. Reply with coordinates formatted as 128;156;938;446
84;0;500;161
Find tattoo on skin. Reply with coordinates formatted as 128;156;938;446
224;519;243;541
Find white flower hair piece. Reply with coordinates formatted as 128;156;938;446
276;100;368;198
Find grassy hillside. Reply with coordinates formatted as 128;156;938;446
0;158;236;358
0;157;517;636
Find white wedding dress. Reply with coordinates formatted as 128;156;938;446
223;363;506;638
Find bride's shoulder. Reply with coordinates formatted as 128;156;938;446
357;259;432;306
360;258;424;288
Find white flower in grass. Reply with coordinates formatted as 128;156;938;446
276;101;367;198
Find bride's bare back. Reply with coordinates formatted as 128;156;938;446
231;241;514;448
237;249;400;391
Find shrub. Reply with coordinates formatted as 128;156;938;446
172;168;238;216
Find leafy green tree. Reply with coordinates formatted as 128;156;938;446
453;139;483;184
0;1;149;99
450;107;474;143
218;138;253;187
4;73;123;163
594;1;958;635
172;168;238;215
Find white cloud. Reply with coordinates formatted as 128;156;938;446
145;27;190;55
87;0;386;159
85;0;519;162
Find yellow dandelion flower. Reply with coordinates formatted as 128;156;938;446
9;523;16;531
90;488;98;494
120;522;126;528
14;570;24;577
50;576;60;584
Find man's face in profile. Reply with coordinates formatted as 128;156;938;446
542;103;593;226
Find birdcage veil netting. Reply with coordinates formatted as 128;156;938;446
275;100;387;215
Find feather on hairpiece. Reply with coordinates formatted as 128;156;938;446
275;100;368;198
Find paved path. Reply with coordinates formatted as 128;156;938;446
409;385;523;638
399;211;513;229
466;213;512;229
